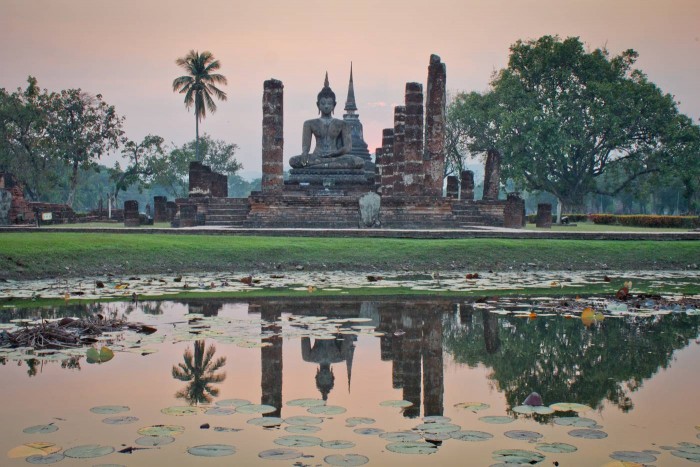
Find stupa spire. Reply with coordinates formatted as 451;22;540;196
344;63;358;114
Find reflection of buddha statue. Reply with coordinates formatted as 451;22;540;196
301;333;356;401
289;74;365;171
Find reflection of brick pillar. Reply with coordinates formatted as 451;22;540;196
403;83;424;196
424;54;447;197
460;170;474;200
446;176;459;198
423;312;444;417
153;196;167;222
261;306;283;418
482;149;501;200
401;314;422;418
380;128;394;195
536;203;552;228
123;200;139;227
504;193;525;228
392;106;406;194
262;79;284;192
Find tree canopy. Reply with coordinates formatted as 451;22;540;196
449;35;700;215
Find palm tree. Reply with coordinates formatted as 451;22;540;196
172;50;227;161
172;340;227;405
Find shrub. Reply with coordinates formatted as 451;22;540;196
589;214;699;228
589;214;616;225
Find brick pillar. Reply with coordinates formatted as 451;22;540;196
374;147;384;189
153;196;167;222
262;79;284;192
482;149;501;200
460;170;474;200
381;128;394;195
536;203;553;228
445;176;459;198
503;193;525;228
179;204;197;227
424;54;447;197
403;83;424;196
165;201;177;222
123;200;139;227
392;106;406;194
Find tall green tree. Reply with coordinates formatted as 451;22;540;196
45;89;124;207
172;50;227;161
450;36;698;219
109;134;165;202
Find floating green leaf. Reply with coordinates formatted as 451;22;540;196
216;398;251;407
553;416;599;428
135;436;174;447
380;432;421;442
422;415;451;423
385;441;437;455
324;454;369;465
492;449;545;464
137;425;185;437
7;442;61;459
102;416;139;425
415;422;460;433
451;430;494;441
609;451;657;463
90;405;129;414
321;440;356;449
63;444;115;459
345;417;375;427
285;415;323;425
247;417;283;427
236;404;277;414
568;429;608;439
273;435;323;447
479;416;515;424
258;448;303;460
285;425;321;434
669;442;700;462
353;428;385;436
204;407;236;416
160;406;202;416
512;405;555;415
286;398;326;407
379;400;413;408
505;430;543;441
186;444;236;457
25;453;65;464
308;405;346;415
550;402;592;412
86;346;114;364
22;424;58;434
536;442;578;453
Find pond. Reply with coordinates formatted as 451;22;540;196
1;296;699;466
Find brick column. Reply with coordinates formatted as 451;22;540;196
123;200;139;227
460;170;474;200
153;196;167;222
424;54;447;197
262;79;284;192
482;149;501;200
445;176;459;198
380;128;394;195
536;203;553;228
503;193;525;228
392;106;406;194
403;82;424;196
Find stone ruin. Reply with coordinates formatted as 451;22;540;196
171;55;516;229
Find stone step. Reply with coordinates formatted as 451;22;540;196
207;208;250;215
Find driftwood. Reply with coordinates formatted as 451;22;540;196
0;317;157;349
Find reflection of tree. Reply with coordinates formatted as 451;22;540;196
444;311;699;413
172;340;226;405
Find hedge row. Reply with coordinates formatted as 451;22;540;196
526;213;589;224
589;214;699;228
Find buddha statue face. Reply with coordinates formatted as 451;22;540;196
317;96;336;116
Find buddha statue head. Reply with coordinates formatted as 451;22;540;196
316;72;337;115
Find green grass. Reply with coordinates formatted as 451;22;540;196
0;232;698;281
525;222;690;232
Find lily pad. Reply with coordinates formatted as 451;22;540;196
536;442;578;453
90;405;130;414
135;436;175;446
505;430;543;441
492;449;546;464
553;416;599;428
285;415;324;425
287;398;326;407
7;442;61;458
23;424;59;434
345;417;375;427
274;435;323;447
137;425;185;437
379;400;413;408
380;432;422;442
479;416;515;424
568;428;608;439
385;441;438;455
64;444;115;459
324;454;369;465
216;398;251;407
550;402;592;412
321;440;356;449
422;432;453;442
161;406;202;416
669;442;700;462
204;407;237;416
353;428;385;436
25;453;66;464
512;405;555;415
187;444;236;457
308;405;347;415
86;346;114;364
258;448;303;460
454;402;490;412
248;417;284;427
236;404;277;414
415;422;461;433
286;425;321;434
610;451;657;463
102;416;139;425
422;415;451;423
451;430;494;441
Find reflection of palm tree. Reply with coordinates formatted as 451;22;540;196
172;340;226;405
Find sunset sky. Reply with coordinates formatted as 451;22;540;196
2;0;699;179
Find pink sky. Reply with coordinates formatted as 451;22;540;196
2;0;699;179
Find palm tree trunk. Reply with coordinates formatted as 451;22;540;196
195;113;200;161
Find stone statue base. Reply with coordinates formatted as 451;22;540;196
288;167;372;186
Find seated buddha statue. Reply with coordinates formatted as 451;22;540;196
289;75;365;170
